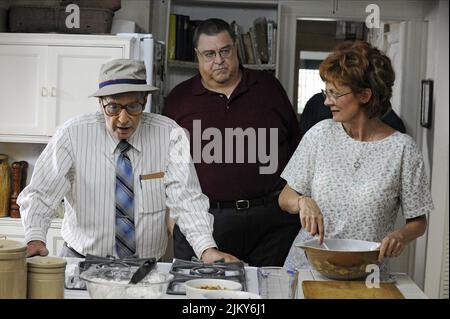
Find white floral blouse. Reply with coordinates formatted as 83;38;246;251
282;119;434;270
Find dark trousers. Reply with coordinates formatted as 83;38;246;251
173;200;300;267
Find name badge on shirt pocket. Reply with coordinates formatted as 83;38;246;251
139;172;166;214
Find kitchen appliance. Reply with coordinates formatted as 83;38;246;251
117;33;165;114
166;259;247;295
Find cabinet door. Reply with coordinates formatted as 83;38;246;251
47;46;124;134
47;227;64;256
0;45;49;136
0;218;63;256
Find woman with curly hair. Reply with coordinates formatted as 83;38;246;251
279;41;433;270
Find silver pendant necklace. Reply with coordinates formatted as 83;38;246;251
346;124;377;171
353;142;369;170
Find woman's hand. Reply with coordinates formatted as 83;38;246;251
378;231;406;263
298;196;325;244
378;216;427;263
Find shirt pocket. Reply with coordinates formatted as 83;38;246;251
139;173;166;214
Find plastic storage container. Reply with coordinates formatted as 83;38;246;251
27;256;67;299
0;238;27;299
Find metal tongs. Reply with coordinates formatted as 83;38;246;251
129;259;157;284
78;254;157;284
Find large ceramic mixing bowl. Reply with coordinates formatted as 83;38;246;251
295;238;380;280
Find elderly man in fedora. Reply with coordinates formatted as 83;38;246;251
18;58;238;263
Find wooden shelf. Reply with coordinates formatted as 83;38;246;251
172;0;278;9
168;59;276;71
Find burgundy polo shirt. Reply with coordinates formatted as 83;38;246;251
163;67;300;201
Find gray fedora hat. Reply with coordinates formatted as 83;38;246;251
90;59;158;97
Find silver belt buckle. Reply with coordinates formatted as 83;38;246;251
236;199;250;210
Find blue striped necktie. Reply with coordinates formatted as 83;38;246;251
115;140;136;258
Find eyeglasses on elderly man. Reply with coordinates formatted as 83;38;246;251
100;99;145;117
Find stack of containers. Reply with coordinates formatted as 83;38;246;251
0;237;67;299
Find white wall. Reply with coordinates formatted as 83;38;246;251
114;0;152;33
423;0;449;299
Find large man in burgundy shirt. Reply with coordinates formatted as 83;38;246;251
163;18;300;266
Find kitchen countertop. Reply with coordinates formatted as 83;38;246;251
64;261;259;299
64;259;427;299
297;269;428;299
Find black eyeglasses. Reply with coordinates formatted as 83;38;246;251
196;45;234;62
321;89;352;101
101;100;145;116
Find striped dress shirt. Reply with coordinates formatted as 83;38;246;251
18;111;216;259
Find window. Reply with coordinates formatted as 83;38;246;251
297;51;329;114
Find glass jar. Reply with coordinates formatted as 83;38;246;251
0;154;11;217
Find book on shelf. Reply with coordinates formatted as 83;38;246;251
231;20;246;64
253;17;268;64
170;14;202;62
249;27;261;65
267;20;276;64
168;14;176;60
242;32;255;64
185;20;202;61
168;15;277;67
175;14;189;61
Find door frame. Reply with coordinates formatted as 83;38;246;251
277;0;429;284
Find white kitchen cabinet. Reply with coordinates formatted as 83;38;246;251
0;45;49;137
0;217;63;256
0;33;135;143
48;46;124;134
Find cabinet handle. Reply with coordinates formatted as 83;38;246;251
41;87;48;97
332;0;338;14
51;87;57;97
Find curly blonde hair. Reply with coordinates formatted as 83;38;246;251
319;41;395;118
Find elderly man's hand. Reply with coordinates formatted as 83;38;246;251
200;248;240;264
26;240;49;257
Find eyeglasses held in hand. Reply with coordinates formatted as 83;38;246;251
101;101;145;116
197;46;233;62
321;89;352;101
